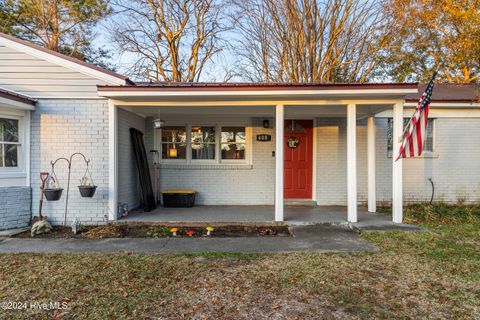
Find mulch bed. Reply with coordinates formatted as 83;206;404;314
13;224;291;239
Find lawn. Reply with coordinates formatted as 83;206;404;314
1;204;479;319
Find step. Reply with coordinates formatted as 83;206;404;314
284;200;317;207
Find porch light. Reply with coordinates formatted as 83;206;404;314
153;118;165;129
263;119;270;128
169;147;178;158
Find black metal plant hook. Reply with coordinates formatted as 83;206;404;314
50;152;91;226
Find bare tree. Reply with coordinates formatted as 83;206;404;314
111;0;228;82
232;0;391;83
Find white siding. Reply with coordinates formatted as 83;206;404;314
117;108;145;212
0;45;108;98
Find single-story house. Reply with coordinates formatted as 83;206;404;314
0;32;479;230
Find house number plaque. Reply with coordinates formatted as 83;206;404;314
256;134;272;142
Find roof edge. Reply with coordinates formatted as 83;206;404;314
98;82;419;92
0;87;36;106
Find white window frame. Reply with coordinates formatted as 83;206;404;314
0;109;27;176
387;117;437;158
155;122;252;165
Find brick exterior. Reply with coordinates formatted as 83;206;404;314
139;116;480;207
378;117;480;204
316;117;480;205
20;102;480;227
147;124;275;205
0;187;31;230
30;99;110;225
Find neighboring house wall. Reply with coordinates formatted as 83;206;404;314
0;45;109;98
117;108;145;213
30;99;110;225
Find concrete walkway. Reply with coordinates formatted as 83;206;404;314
0;225;377;253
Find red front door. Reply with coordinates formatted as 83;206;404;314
284;120;313;199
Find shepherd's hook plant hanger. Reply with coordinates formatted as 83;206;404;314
50;152;92;226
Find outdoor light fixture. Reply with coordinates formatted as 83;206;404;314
153;118;165;129
263;119;270;128
169;147;178;158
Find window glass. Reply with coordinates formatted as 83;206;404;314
191;126;216;160
221;127;246;143
4;144;17;167
161;143;187;159
387;118;434;152
221;127;246;160
191;126;216;143
0;118;19;168
161;126;186;143
285;121;305;133
161;126;186;159
192;143;216;160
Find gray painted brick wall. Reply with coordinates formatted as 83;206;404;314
0;187;31;230
377;117;480;204
144;124;275;205
30;99;110;225
317;117;480;205
117;109;146;213
140;116;480;207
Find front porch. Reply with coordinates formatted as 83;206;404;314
100;83;420;224
121;205;417;230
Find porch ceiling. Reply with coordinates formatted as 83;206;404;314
120;104;392;118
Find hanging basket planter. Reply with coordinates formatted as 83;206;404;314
43;188;64;201
78;164;96;198
78;185;97;198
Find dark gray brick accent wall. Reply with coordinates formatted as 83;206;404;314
0;186;31;230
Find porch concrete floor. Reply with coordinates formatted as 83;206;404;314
121;205;420;231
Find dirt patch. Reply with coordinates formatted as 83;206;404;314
13;224;291;239
13;226;93;239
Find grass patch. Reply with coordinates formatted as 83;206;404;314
1;203;479;319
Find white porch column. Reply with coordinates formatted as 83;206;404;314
367;116;376;213
347;104;357;223
108;100;118;221
392;102;404;223
275;104;284;221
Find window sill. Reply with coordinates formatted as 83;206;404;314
159;163;253;170
387;151;438;159
0;172;27;179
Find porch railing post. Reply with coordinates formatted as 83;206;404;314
347;104;357;223
108;100;118;221
275;104;284;221
392;102;404;223
367;116;376;213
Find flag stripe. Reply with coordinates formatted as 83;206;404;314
395;74;435;161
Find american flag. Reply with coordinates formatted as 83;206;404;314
395;72;437;161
